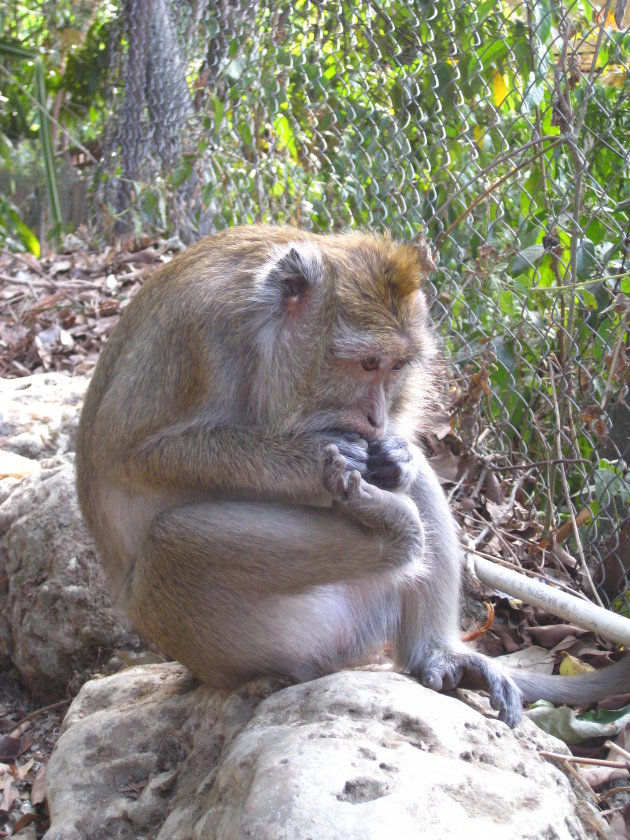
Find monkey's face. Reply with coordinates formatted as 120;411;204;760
311;235;432;439
254;232;435;437
303;320;424;441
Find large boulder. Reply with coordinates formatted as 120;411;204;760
0;373;140;697
44;666;611;840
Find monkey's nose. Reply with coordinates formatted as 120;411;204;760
366;414;385;437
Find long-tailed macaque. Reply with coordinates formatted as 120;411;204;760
76;225;630;727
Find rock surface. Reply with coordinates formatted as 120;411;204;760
0;373;87;467
0;373;139;697
44;665;610;840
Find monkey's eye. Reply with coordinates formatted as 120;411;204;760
361;356;380;372
391;359;408;372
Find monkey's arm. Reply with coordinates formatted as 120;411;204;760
126;425;368;498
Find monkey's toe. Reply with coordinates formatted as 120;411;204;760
415;650;523;728
459;654;523;727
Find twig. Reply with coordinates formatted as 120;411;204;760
436;139;565;247
433;134;566;221
604;741;630;762
11;699;70;733
539;751;630;770
490;458;590;472
474;553;630;643
0;249;47;277
472;468;534;548
0;62;99;165
446;471;468;504
547;359;604;607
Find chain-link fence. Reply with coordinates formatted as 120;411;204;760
101;0;630;609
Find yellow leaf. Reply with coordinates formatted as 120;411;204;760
600;65;628;87
559;653;595;676
492;71;508;107
473;125;484;145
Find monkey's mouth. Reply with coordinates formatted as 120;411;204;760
327;425;383;443
296;413;385;442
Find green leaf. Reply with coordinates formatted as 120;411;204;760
0;39;36;60
274;114;298;159
140;191;157;213
523;76;545;109
527;701;630;744
576;239;597;279
498;289;515;315
17;221;39;255
533;0;554;44
521;168;542;216
508;244;545;277
225;58;245;82
172;159;192;188
34;58;62;244
239;121;252;146
477;39;508;69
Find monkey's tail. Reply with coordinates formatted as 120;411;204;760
508;654;630;705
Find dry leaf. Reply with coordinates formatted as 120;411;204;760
0;775;18;813
0;736;22;763
559;652;596;676
30;764;47;807
16;758;34;781
11;811;39;835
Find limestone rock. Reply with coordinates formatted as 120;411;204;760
0;373;87;462
0;372;139;695
44;666;611;840
0;461;140;696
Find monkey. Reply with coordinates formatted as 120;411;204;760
76;224;630;728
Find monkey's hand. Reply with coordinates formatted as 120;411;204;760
322;444;424;564
413;649;523;727
320;433;369;475
366;436;415;490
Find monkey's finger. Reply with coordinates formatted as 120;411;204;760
322;444;352;499
323;443;345;470
342;433;368;449
336;442;369;474
366;463;403;482
346;470;363;499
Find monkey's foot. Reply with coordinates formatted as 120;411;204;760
413;649;523;727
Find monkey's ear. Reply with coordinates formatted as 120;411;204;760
264;243;324;303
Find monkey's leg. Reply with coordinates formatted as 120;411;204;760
127;448;423;686
393;447;523;727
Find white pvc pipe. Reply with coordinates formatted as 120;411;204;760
472;554;630;646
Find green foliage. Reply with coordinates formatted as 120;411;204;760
0;2;116;249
